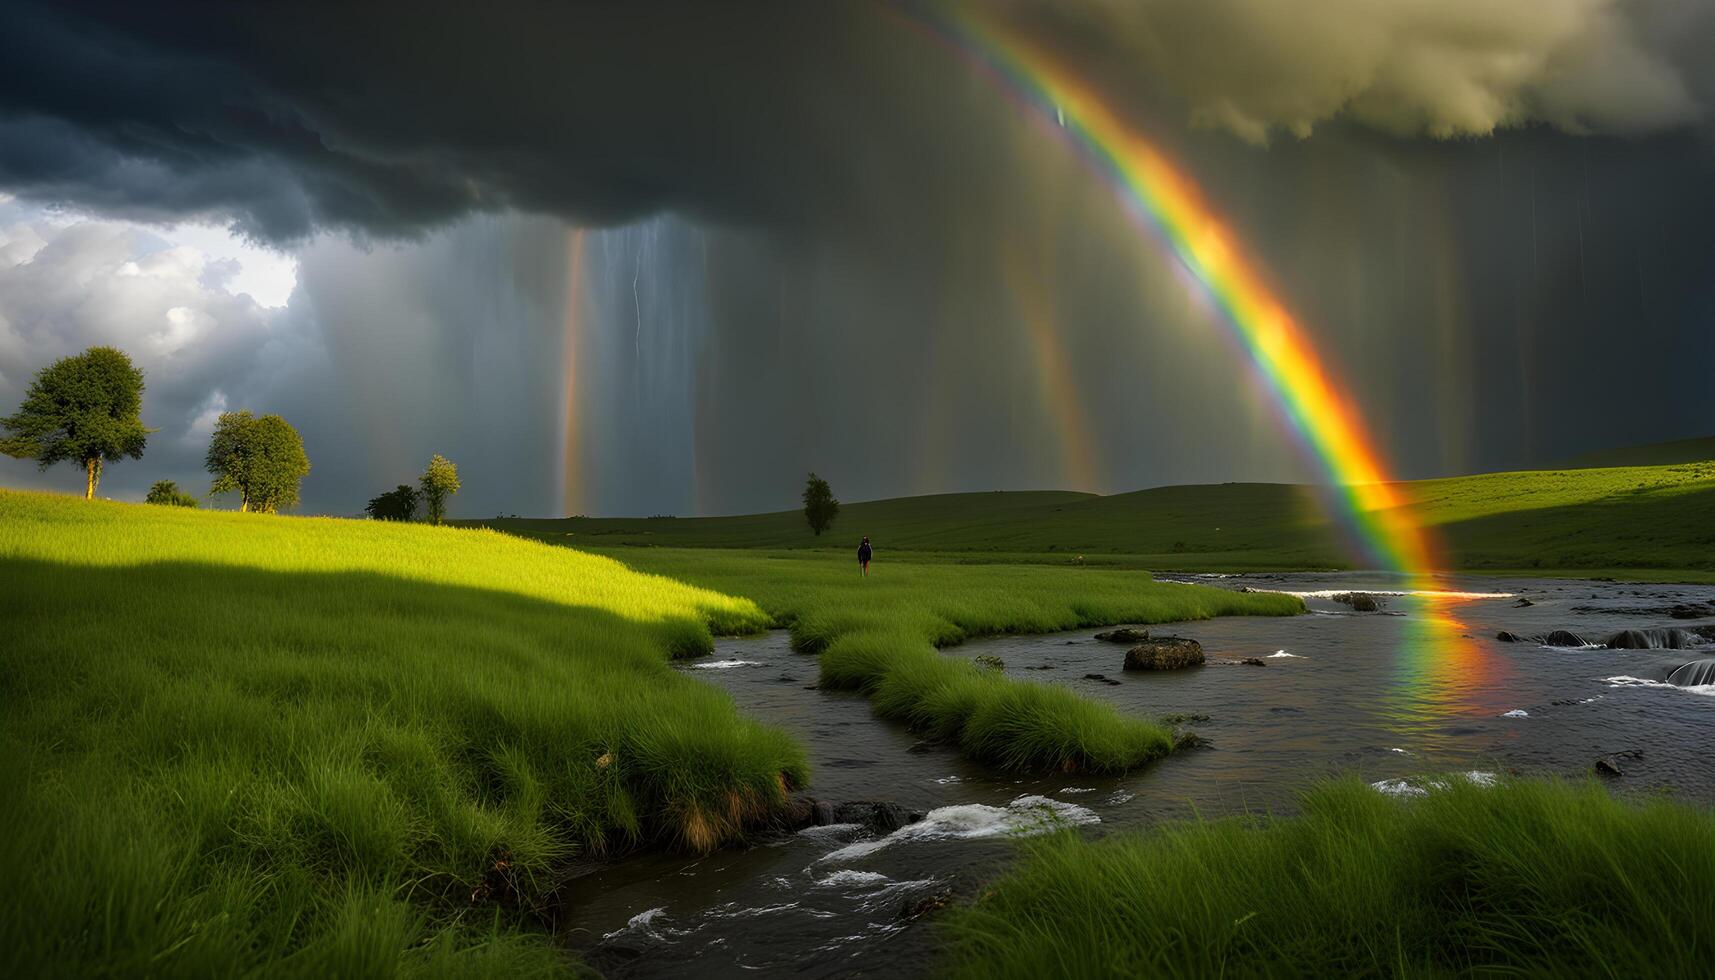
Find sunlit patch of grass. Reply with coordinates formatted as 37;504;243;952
0;489;800;976
942;777;1715;978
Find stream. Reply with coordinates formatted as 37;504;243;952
559;572;1715;978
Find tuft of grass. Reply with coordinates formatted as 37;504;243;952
0;489;802;977
596;548;1301;773
942;777;1715;978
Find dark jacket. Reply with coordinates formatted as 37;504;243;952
857;542;873;562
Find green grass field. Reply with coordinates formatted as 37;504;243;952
10;444;1713;977
0;490;1297;976
944;777;1715;978
0;490;807;976
591;548;1300;771
476;458;1715;580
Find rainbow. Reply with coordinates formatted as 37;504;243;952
559;228;588;517
1004;242;1104;493
900;2;1441;578
899;3;1531;724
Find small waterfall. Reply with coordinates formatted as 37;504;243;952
1666;658;1715;687
1604;628;1695;650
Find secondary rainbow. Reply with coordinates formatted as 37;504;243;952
901;2;1440;576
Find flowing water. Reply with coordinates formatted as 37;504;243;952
560;573;1715;977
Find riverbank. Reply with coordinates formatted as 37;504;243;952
555;573;1715;972
943;777;1715;978
0;490;1297;976
0;490;801;976
587;547;1302;772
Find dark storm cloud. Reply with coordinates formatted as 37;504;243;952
2;1;1713;517
2;1;1707;244
0;0;923;242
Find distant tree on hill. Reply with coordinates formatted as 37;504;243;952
206;411;310;513
802;471;839;536
145;479;198;508
419;454;460;524
365;484;420;521
1;346;151;499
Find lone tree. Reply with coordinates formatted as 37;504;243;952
205;410;310;513
802;471;840;536
365;484;420;522
419;454;460;524
145;479;198;508
1;346;151;498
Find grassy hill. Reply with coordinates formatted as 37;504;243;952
475;460;1715;579
0;489;802;976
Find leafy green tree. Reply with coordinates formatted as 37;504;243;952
1;346;151;498
145;479;198;508
419;454;461;524
365;484;420;522
205;411;310;513
802;471;839;536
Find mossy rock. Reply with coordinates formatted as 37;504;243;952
1095;627;1151;644
1124;637;1204;671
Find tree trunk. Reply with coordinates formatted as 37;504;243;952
85;458;97;499
240;495;249;513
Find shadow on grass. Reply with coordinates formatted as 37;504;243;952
0;556;805;977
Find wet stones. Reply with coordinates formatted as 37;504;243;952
1496;631;1525;642
832;801;913;835
1083;672;1122;686
1666;658;1715;687
1571;601;1715;618
1542;629;1591;647
1171;730;1207;751
1094;627;1151;644
973;654;1005;672
1123;637;1205;671
1604;627;1694;650
898;889;954;921
785;798;920;836
1593;749;1642;778
1332;592;1384;612
1512;597;1535;607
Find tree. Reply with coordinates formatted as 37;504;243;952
419;454;460;524
1;346;151;498
205;410;310;513
802;471;839;536
365;484;420;522
145;479;198;508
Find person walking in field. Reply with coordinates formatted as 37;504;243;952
857;535;873;577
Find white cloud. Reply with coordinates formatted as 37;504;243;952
165;223;298;308
0;202;322;502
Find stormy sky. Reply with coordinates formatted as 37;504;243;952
1;0;1711;517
